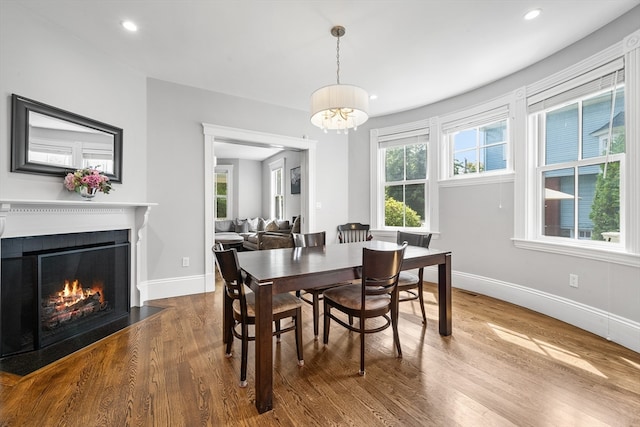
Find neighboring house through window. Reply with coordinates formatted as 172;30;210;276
439;96;513;181
514;34;639;265
528;61;625;244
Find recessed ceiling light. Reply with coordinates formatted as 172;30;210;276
369;94;378;100
524;9;542;20
121;20;138;32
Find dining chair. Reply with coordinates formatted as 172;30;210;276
337;222;373;243
213;244;304;387
292;231;346;340
322;242;408;376
292;231;326;248
396;231;433;324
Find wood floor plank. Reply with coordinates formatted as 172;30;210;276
1;280;638;426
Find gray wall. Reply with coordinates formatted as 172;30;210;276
0;2;147;202
347;8;640;326
146;78;349;281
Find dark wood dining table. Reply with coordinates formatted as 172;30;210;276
234;240;452;413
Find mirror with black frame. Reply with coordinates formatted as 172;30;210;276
11;94;123;182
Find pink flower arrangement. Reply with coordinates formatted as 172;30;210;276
64;167;113;194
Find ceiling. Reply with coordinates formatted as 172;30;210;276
9;1;639;158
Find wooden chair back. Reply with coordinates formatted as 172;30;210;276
396;231;432;249
361;243;408;297
337;223;372;243
293;231;326;248
213;246;248;320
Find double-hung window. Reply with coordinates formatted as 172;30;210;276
513;35;640;265
270;159;284;220
528;62;626;246
370;121;433;230
214;165;233;220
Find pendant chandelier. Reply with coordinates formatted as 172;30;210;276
310;26;369;134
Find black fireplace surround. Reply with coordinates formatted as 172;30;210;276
1;230;130;358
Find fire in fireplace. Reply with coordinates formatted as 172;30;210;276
42;279;107;331
1;230;130;357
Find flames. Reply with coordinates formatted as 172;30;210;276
56;279;104;308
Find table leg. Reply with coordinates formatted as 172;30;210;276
254;281;273;413
438;253;452;336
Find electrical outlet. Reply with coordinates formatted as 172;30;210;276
569;274;579;288
182;257;190;267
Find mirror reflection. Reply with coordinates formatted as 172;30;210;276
28;111;115;173
11;94;123;182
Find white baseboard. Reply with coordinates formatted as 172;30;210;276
422;268;640;353
138;274;214;303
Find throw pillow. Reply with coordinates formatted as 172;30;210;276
277;220;290;230
234;219;249;233
257;218;267;231
265;220;279;232
247;217;259;232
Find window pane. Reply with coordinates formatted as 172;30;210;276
405;184;425;227
482;144;506;171
384;184;424;227
405;144;427;180
385;147;404;181
216;197;227;218
215;173;228;195
454;149;478;175
582;88;625;159
546;103;578;165
584;161;620;242
453;129;476;151
543;168;575;237
480;120;507;145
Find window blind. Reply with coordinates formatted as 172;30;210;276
440;105;509;134
378;130;428;149
528;58;624;113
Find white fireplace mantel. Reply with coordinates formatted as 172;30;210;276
0;199;156;307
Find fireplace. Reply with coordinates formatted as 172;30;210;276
1;230;130;357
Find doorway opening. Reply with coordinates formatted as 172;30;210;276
202;123;317;287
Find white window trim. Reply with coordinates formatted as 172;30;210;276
513;30;640;267
370;118;438;232
214;164;233;220
438;93;515;182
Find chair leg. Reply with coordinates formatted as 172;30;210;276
323;300;330;345
225;325;233;357
295;309;304;366
312;292;320;340
418;280;427;325
391;301;402;359
359;317;365;376
275;319;281;343
240;323;249;387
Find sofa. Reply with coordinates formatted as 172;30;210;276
215;217;300;250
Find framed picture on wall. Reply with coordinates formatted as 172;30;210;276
290;166;301;194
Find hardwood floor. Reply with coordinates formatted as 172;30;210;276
1;280;638;426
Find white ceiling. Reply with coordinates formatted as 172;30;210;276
9;1;639;158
